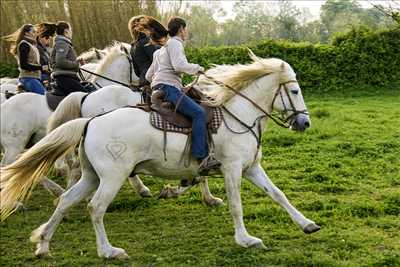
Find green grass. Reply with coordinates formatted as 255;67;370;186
1;92;399;267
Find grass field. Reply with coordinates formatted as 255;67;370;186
1;91;399;266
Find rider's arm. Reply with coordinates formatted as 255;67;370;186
168;39;203;75
18;43;42;71
54;41;79;71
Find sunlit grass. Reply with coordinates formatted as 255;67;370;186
1;92;399;266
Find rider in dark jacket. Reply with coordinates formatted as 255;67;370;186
128;15;160;87
50;21;86;96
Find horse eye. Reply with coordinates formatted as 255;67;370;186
291;89;299;95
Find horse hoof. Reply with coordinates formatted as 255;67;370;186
106;247;130;260
249;241;267;250
158;186;176;199
115;252;130;260
35;246;51;258
303;223;321;234
140;190;153;198
204;197;224;207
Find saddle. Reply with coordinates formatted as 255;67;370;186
16;82;26;94
148;87;223;134
4;90;16;99
3;83;25;99
46;91;65;111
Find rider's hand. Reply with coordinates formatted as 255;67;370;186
42;65;49;72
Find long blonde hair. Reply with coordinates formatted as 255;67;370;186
128;15;146;42
2;24;34;55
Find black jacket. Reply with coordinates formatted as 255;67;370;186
37;42;50;74
130;32;160;86
50;35;79;78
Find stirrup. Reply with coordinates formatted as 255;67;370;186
198;154;221;176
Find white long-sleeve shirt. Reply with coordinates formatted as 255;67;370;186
145;36;203;89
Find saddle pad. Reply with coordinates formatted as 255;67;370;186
150;107;223;134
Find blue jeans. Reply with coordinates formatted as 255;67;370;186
19;77;46;95
156;84;208;159
41;73;50;83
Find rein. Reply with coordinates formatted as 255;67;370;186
79;67;135;89
200;72;301;128
198;71;308;161
79;44;139;91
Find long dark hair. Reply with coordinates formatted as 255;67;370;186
143;17;169;45
2;24;34;55
36;21;70;36
36;22;57;38
167;17;186;37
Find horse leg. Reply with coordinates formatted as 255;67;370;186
223;163;265;248
245;163;320;234
128;175;152;197
30;145;99;257
30;172;99;256
88;173;129;259
40;178;65;197
0;143;24;166
64;153;82;189
199;178;224;207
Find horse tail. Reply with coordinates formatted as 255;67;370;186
1;118;90;220
47;92;88;133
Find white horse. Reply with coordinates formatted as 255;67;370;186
1;54;320;259
0;77;18;86
0;93;7;104
0;42;148;196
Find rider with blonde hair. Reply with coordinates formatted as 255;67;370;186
128;15;160;95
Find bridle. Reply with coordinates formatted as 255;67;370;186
270;80;309;128
199;72;309;160
200;72;308;129
78;43;139;91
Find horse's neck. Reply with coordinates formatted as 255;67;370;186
81;63;98;80
94;57;128;87
223;74;279;127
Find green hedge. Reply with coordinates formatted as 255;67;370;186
0;63;18;78
2;28;399;93
186;27;400;93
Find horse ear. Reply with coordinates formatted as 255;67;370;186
95;49;101;59
247;48;259;62
280;62;285;71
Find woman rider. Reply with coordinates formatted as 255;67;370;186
128;15;160;87
49;21;87;96
145;17;221;175
2;24;49;95
36;23;56;85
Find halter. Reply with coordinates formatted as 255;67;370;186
79;43;139;91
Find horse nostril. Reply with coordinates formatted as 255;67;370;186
304;121;310;128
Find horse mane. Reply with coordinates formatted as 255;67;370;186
77;47;107;62
200;50;283;106
91;41;130;82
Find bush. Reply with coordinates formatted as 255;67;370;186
2;28;399;94
186;28;400;93
0;63;18;78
